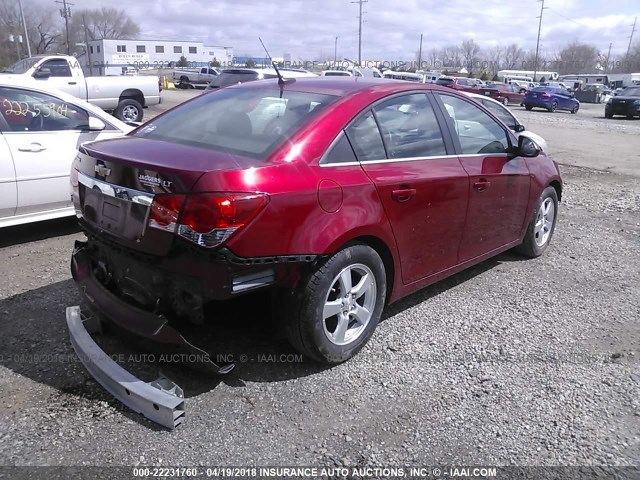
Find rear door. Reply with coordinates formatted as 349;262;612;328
347;93;470;283
433;92;530;261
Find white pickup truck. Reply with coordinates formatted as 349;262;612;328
1;55;161;122
171;67;219;86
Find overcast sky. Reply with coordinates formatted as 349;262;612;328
31;0;640;61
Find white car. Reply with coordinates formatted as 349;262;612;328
0;78;134;228
465;92;549;153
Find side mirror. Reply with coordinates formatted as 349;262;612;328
517;135;540;158
87;116;106;131
33;67;51;79
513;124;526;133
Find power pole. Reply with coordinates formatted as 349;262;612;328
55;0;74;55
334;36;338;66
351;0;367;66
626;16;637;59
417;34;423;69
17;0;32;57
83;14;93;75
605;42;612;73
533;0;547;82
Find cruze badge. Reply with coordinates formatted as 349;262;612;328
139;173;172;188
94;164;111;176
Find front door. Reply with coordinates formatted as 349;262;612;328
33;58;84;99
346;93;470;283
433;92;531;262
0;132;17;219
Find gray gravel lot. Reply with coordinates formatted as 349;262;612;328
0;91;638;469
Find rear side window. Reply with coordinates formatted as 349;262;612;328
373;93;447;158
321;132;357;164
134;85;337;160
345;111;386;161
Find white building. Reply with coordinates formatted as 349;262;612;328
77;39;234;75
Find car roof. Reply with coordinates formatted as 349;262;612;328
230;76;452;98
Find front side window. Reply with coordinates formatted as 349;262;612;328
39;59;71;77
436;93;510;155
344;111;386;161
0;87;89;132
481;99;518;129
372;93;447;159
134;86;337;160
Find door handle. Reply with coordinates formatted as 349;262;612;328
18;143;46;153
391;188;416;203
68;81;77;85
473;179;491;192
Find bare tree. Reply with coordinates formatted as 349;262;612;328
461;39;480;74
556;40;598;74
428;48;440;69
487;45;504;72
503;43;524;70
67;7;140;53
441;45;461;69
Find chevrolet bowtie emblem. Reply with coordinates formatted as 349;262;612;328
94;164;111;176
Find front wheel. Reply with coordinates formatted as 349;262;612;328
549;101;558;113
524;104;533;111
571;103;579;114
604;109;613;119
114;98;143;122
502;97;509;106
515;186;558;258
284;245;387;364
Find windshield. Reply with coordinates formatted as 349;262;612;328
3;57;43;74
436;78;453;86
135;84;338;160
621;87;640;96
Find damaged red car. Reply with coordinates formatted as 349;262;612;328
69;77;562;369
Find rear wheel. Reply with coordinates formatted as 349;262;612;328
283;245;386;364
114;98;143;122
524;104;533;111
571;103;579;114
604;109;613;119
502;97;509;106
515;186;558;258
549;101;558;113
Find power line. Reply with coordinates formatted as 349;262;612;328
351;0;367;66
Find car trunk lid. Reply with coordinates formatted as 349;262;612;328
72;136;262;255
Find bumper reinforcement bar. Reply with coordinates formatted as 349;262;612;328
66;305;186;429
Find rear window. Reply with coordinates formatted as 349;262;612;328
436;78;453;86
622;87;640;96
134;84;338;160
531;87;551;92
208;71;270;89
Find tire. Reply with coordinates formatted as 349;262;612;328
571;103;579;114
604;109;613;119
519;88;527;94
502;97;509;106
515;186;559;258
114;98;143;122
524;104;533;111
283;244;387;364
549;101;558;113
180;75;189;83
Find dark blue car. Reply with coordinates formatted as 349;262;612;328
523;87;580;113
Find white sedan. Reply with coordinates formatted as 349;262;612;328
465;92;549;153
0;78;134;228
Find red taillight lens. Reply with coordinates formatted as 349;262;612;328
541;93;551;98
148;194;186;232
181;193;268;233
147;192;268;247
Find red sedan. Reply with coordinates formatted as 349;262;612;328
478;83;526;105
70;78;562;367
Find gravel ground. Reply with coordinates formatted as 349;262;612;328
0;94;638;469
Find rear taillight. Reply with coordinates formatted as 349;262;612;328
541;93;551;98
147;193;268;248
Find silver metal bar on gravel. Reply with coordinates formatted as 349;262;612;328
65;305;186;429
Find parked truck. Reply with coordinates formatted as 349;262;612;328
171;67;219;88
1;55;161;122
